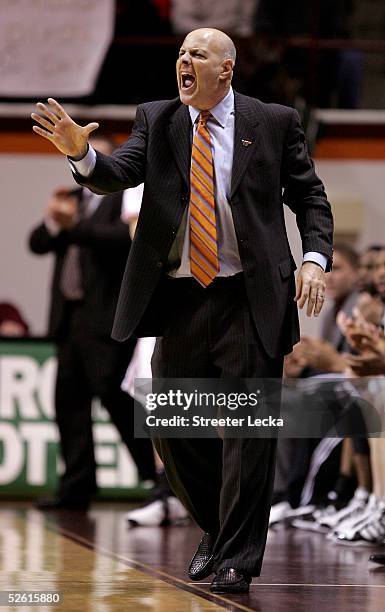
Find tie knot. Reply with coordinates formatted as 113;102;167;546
199;111;211;127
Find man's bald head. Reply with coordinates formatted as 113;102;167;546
187;28;236;63
176;28;236;110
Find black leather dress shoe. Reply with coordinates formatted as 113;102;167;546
188;532;215;580
369;554;385;565
210;568;251;594
34;497;89;511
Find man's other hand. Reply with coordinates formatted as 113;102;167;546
295;261;326;317
31;98;99;158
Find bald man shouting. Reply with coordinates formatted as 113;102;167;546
32;28;333;594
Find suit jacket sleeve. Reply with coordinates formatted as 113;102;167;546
71;106;148;195
281;109;334;270
67;218;131;253
28;222;68;255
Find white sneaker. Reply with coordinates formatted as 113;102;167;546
125;497;189;527
329;493;377;540
314;504;338;525
320;487;369;530
167;496;190;524
358;505;385;544
333;496;383;545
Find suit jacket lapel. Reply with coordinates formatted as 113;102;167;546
167;104;191;188
167;94;260;195
231;92;260;197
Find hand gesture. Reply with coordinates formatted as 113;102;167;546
31;98;99;158
337;311;384;355
295;262;326;317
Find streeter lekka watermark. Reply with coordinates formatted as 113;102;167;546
133;377;385;439
134;378;284;438
146;413;284;429
144;388;285;430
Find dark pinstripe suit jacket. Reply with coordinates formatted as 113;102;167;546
72;91;333;357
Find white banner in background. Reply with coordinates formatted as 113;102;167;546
0;0;115;96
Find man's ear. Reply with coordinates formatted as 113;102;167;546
219;59;234;81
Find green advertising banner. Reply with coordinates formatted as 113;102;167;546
0;339;144;498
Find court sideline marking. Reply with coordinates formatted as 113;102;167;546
45;518;255;612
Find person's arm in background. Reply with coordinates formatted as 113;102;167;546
30;188;130;257
29;188;78;255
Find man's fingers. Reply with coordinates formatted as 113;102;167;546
47;98;67;119
314;291;325;317
31;113;55;133
32;125;54;140
294;275;302;302
306;284;318;317
84;122;99;137
36;102;60;124
297;281;310;309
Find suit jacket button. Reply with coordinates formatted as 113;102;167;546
156;261;163;269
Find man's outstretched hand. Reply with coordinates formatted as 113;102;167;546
295;261;326;317
31;98;99;159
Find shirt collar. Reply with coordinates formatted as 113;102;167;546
189;87;234;128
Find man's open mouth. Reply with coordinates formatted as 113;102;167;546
181;73;196;90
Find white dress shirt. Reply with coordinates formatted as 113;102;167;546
70;90;327;273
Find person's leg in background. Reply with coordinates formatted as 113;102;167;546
369;437;385;563
80;335;157;484
35;330;96;509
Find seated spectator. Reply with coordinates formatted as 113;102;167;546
333;261;385;550
271;245;372;527
276;248;385;546
358;245;384;292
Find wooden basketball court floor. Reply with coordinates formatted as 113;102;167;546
1;502;385;611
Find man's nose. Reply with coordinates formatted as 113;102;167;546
180;52;191;64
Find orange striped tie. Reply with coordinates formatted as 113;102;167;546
190;111;219;286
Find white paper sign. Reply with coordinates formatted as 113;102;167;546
0;0;115;96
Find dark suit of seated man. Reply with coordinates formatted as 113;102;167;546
31;29;333;593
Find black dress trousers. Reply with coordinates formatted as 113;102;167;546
151;274;283;576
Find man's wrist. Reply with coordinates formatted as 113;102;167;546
303;260;323;269
303;251;328;271
68;143;89;162
68;144;96;178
